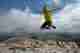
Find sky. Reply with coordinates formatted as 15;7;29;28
0;0;65;14
0;0;78;14
0;0;80;39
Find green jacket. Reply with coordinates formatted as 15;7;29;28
43;6;52;22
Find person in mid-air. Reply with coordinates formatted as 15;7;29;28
40;5;56;29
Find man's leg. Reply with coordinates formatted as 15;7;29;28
46;21;52;29
48;21;56;29
40;21;47;29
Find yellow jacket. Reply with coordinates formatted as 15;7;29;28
43;6;52;22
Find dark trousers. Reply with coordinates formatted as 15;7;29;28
40;21;56;29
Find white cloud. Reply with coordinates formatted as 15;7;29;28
63;4;80;33
53;0;60;6
0;6;61;33
53;0;60;7
0;6;48;33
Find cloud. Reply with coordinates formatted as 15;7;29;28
0;7;32;33
53;0;60;6
0;6;48;33
0;6;62;33
63;3;80;33
1;1;80;34
1;0;80;40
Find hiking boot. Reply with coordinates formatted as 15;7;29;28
52;25;56;29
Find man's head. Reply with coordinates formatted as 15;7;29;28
43;5;52;12
43;5;48;10
43;5;52;16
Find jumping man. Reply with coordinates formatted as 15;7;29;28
40;5;56;29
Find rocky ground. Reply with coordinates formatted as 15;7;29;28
0;38;80;53
0;33;80;53
5;38;80;48
0;47;80;53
